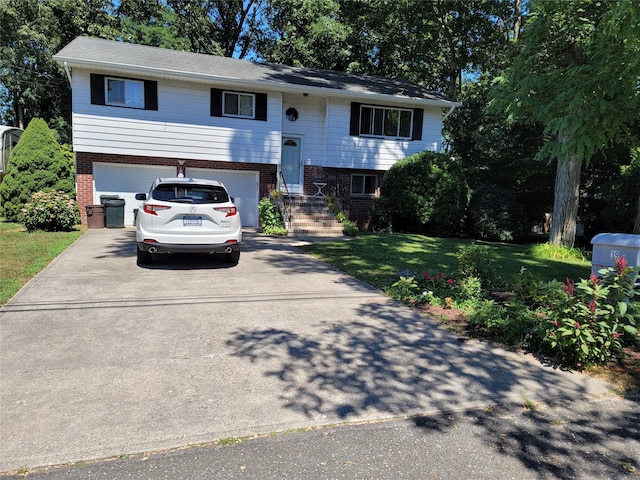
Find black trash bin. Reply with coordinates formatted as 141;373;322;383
100;194;120;205
103;198;126;228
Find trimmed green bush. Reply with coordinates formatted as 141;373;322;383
370;152;469;236
20;190;80;232
465;184;527;242
258;197;287;235
0;118;75;222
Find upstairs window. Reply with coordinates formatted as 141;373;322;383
210;88;267;121
90;74;158;110
223;92;255;118
106;78;144;109
349;102;423;140
359;105;413;139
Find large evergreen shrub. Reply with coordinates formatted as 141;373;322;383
370;152;468;236
0;118;75;222
465;184;527;242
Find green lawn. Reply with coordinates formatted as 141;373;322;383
300;233;592;291
0;222;84;305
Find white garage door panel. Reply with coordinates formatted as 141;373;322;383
93;163;259;227
188;167;259;228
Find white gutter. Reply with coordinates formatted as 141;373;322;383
63;61;72;85
53;56;459;109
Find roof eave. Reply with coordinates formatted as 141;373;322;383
54;56;460;109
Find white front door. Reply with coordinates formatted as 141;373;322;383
280;137;303;194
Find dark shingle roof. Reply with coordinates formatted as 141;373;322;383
54;37;456;106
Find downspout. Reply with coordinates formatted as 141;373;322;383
63;62;72;85
442;103;458;123
62;61;77;202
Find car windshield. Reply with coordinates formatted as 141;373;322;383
152;184;230;204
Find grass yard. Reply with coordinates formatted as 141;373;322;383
0;222;84;305
300;233;592;291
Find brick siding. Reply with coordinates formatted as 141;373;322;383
302;166;384;230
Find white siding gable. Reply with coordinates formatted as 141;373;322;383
71;69;446;171
325;99;442;171
72;70;282;164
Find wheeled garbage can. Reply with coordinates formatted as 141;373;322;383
103;198;126;228
85;205;105;229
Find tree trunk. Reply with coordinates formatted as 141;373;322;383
513;0;523;41
549;154;582;247
633;192;640;234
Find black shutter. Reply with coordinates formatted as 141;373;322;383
412;108;423;140
90;74;105;105
349;102;361;136
255;93;267;121
210;88;223;117
144;80;158;110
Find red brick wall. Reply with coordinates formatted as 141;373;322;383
76;152;277;224
303;166;383;230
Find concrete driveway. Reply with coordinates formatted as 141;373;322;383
0;228;615;472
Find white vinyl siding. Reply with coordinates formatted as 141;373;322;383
325;99;442;170
73;71;281;164
281;94;325;167
72;70;444;171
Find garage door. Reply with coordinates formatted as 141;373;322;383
93;163;259;227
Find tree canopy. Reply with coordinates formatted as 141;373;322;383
2;0;638;238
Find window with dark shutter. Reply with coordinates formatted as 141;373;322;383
354;103;415;139
412;108;423;141
144;80;158;111
90;74;106;105
211;89;267;121
90;74;157;110
349;102;361;136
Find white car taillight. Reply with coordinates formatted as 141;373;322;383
143;204;171;216
214;206;237;217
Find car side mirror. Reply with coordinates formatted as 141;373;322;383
230;197;235;203
135;193;147;200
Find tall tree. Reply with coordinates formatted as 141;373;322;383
0;0;67;130
338;0;514;96
166;0;266;57
0;0;120;141
258;0;351;69
492;0;640;246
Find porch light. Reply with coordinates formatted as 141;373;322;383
177;159;186;178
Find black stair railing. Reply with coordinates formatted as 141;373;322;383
277;171;292;224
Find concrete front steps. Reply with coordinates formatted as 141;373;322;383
283;196;344;237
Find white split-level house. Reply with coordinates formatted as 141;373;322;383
53;36;459;228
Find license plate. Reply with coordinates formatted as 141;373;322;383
183;215;202;226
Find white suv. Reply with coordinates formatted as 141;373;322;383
135;177;242;265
